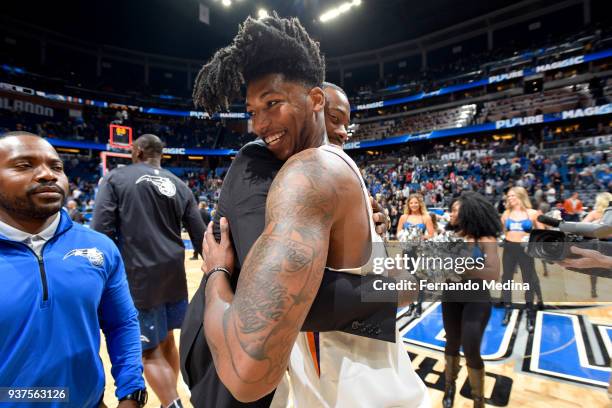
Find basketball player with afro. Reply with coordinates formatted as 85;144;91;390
193;12;428;407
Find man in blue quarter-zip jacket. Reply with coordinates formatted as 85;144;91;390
0;132;147;408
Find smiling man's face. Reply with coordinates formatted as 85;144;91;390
246;73;325;161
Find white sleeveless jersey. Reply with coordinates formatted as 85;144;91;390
283;145;430;408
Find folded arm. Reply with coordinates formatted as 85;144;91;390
203;149;338;402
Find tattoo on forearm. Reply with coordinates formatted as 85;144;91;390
224;235;321;384
219;150;338;386
234;236;313;342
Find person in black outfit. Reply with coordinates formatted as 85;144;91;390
442;192;502;408
179;140;399;407
92;134;205;408
190;201;211;260
180;54;397;408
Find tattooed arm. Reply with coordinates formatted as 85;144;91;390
203;149;339;402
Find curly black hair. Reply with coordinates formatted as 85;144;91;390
449;191;503;239
193;12;325;114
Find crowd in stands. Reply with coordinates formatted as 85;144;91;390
351;130;610;237
58;124;610;241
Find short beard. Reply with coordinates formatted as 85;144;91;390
0;190;63;220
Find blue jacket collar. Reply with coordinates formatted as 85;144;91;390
55;209;74;236
0;209;73;241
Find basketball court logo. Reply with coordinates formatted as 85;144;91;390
136;175;176;197
63;248;105;268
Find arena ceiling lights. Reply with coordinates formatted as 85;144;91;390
320;0;362;23
216;0;243;7
213;0;267;17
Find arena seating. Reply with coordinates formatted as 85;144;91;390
350;76;610;143
352;104;477;141
347;28;612;106
477;84;593;124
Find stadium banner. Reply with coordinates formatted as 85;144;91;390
440;149;493;160
0;96;55;117
488;69;524;84
352;48;612;112
577;134;612;146
144;107;249;120
344;103;612;150
46;103;611;154
0;90;71;119
495;114;545;129
560;104;612;119
36;91;108;108
47;139;107;150
354;79;489;111
533;49;612;73
143;107;190;117
45;137;238;156
161;147;237;156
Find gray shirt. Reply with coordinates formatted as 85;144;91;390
0;213;59;256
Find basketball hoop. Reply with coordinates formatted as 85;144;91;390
100;151;132;176
109;124;133;150
102;124;134;176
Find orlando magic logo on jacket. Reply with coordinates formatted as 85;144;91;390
63;248;105;267
135;174;177;197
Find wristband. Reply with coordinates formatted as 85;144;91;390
119;388;147;407
204;266;231;290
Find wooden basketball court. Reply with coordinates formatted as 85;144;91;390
100;255;612;407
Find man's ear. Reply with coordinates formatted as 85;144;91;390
309;87;326;113
131;145;142;161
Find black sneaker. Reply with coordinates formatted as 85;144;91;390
526;316;535;333
414;303;422;318
502;307;512;326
